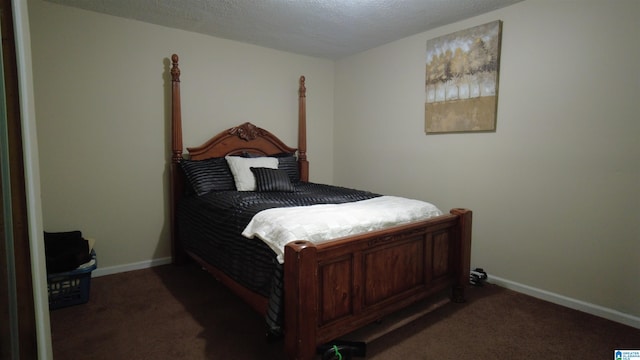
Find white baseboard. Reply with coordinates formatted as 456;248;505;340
91;257;172;278
488;274;640;329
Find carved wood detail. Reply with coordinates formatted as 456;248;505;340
228;122;268;141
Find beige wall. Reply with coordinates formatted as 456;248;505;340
28;0;335;270
335;0;639;318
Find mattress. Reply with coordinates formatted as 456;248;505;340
177;182;380;335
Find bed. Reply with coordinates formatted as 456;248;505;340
168;54;472;359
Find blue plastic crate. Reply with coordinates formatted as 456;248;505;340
47;250;97;310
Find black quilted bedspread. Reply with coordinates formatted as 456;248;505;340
177;182;380;336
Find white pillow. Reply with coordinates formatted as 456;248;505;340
225;156;279;191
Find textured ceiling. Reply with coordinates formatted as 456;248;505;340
45;0;523;59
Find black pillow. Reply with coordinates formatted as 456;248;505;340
250;167;295;192
180;158;236;195
277;154;301;183
241;152;300;183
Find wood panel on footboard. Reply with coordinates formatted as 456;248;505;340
284;208;472;360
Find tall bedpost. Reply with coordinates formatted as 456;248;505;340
298;76;309;182
170;54;186;264
284;240;318;360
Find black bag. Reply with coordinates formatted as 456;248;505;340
44;231;91;273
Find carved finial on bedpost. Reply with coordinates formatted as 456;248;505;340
298;76;306;98
171;54;181;82
171;54;183;164
298;76;309;182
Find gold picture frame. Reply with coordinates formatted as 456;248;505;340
425;20;502;134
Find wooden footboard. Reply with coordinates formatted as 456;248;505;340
284;208;472;360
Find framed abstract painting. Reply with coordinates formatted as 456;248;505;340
425;20;502;134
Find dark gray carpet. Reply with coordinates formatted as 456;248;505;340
50;263;639;359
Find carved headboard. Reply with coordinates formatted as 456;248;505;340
168;53;309;262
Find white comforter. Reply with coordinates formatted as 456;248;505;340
242;196;443;263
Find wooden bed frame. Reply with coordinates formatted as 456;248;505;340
169;54;472;359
